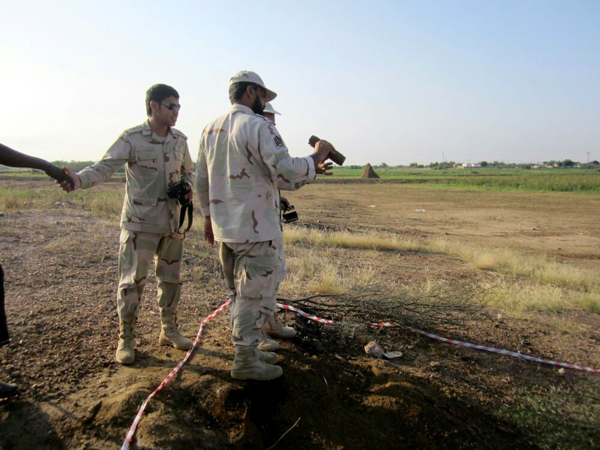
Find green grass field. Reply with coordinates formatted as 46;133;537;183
329;167;600;193
3;166;600;193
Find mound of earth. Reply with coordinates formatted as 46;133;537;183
361;163;380;179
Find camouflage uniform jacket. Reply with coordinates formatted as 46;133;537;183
77;121;194;235
196;104;316;243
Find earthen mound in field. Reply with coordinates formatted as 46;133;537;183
361;163;380;179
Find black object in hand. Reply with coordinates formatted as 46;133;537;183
167;181;191;205
282;206;298;223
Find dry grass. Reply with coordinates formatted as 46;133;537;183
0;186;123;220
470;278;600;318
284;227;600;315
281;247;378;296
3;184;599;316
429;239;599;291
81;191;123;219
283;227;422;252
0;187;64;210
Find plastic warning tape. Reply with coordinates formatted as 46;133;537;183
121;300;231;450
277;303;600;375
376;322;600;374
276;302;335;324
123;299;600;448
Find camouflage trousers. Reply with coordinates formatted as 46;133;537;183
274;236;287;283
117;229;184;326
218;240;279;347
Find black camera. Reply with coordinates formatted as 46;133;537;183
282;205;298;223
167;181;191;206
167;181;193;232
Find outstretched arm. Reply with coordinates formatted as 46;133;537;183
59;135;130;192
0;143;73;186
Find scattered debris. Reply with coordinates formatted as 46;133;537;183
364;341;384;358
364;343;402;361
53;201;77;208
382;351;403;360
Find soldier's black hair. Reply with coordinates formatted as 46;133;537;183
229;82;260;104
146;84;180;117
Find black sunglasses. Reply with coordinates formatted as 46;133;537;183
161;102;181;111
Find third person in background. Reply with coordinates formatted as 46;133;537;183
258;102;301;351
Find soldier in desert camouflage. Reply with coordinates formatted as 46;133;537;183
196;71;333;380
59;84;194;365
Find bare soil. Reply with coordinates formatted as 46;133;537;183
1;181;600;449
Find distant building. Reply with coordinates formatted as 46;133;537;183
458;163;481;169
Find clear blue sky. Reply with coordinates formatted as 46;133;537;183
2;0;599;165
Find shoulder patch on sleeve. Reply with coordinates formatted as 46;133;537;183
171;128;188;140
265;122;285;148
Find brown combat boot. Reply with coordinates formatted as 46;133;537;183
231;347;283;381
115;320;136;365
159;310;193;350
257;349;279;364
257;330;279;352
263;315;296;338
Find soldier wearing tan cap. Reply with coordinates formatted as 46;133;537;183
196;71;333;380
59;84;195;365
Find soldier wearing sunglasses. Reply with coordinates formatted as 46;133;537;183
58;84;194;365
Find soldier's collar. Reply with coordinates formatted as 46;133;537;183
142;120;153;136
231;104;254;115
142;120;173;142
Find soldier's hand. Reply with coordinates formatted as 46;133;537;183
57;167;81;192
313;140;334;163
316;161;333;175
204;216;215;245
280;196;291;212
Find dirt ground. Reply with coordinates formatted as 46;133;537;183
1;181;600;449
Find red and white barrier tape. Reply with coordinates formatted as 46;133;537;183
121;300;231;450
278;302;600;375
122;299;599;448
277;302;335;324
375;322;600;374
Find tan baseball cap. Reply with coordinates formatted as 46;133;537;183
263;103;281;115
229;70;277;102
